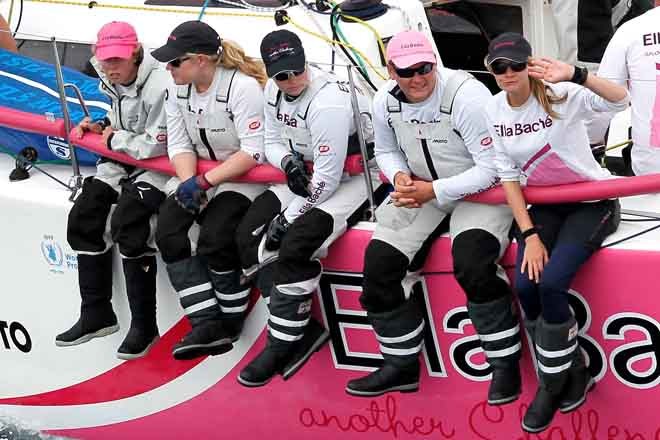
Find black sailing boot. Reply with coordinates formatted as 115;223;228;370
209;268;250;341
468;295;522;405
559;344;595;413
117;256;159;360
522;317;579;433
167;256;233;360
346;300;424;397
56;252;118;346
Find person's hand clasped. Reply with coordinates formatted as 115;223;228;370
74;116;104;139
528;57;574;84
390;173;435;208
174;175;211;215
521;234;549;283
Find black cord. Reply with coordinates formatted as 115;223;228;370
621;217;660;222
330;4;378;92
12;0;24;38
603;223;660;248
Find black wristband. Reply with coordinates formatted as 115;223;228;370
520;227;539;240
570;66;588;85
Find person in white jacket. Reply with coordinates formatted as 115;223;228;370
587;6;660;175
56;21;171;360
484;32;628;434
235;29;380;387
345;30;519;405
151;21;267;361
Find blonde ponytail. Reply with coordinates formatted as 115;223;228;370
530;76;567;119
215;39;268;88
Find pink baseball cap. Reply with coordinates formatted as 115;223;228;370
95;21;138;61
386;30;436;68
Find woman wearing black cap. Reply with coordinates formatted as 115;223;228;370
484;32;629;433
234;29;378;387
151;21;267;361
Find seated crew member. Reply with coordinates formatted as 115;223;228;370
151;21;267;360
587;6;660;175
551;0;653;71
345;30;519;404
235;29;380;387
484;33;628;433
56;22;170;359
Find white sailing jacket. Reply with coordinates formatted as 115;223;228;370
372;67;498;207
165;66;265;164
264;65;372;222
92;52;170;160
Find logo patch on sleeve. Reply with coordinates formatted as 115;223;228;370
480;136;493;147
318;145;331;153
248;120;262;130
156;133;167;143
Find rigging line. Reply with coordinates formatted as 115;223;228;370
198;0;210;20
602;223;660;248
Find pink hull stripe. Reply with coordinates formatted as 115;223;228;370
0;319;202;406
0;293;260;406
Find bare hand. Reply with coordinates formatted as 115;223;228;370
528;57;574;84
101;126;114;147
521;235;549;283
391;172;420;208
74;117;103;139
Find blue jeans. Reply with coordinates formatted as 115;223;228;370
514;199;620;323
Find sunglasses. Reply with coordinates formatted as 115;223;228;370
168;56;192;68
489;60;527;75
393;62;434;78
274;69;305;81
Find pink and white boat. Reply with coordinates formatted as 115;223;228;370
1;1;659;438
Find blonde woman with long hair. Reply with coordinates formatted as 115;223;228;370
151;21;266;361
484;32;629;433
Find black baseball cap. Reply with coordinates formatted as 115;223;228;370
260;30;306;78
486;32;532;65
151;21;221;63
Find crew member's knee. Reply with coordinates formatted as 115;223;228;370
67;177;118;252
155;196;193;264
360;239;409;313
452;229;508;303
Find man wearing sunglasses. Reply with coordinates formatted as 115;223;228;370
235;29;380;387
346;31;520;404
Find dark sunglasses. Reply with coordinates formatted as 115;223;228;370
168;56;192;68
489;60;527;75
273;69;305;81
393;62;434;78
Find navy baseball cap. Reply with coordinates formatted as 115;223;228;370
486;32;532;65
152;21;221;62
260;30;306;78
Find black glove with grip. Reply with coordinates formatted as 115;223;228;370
282;154;311;197
265;213;291;251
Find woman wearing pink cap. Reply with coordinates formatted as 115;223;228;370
346;30;519;408
56;21;171;360
484;32;628;433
